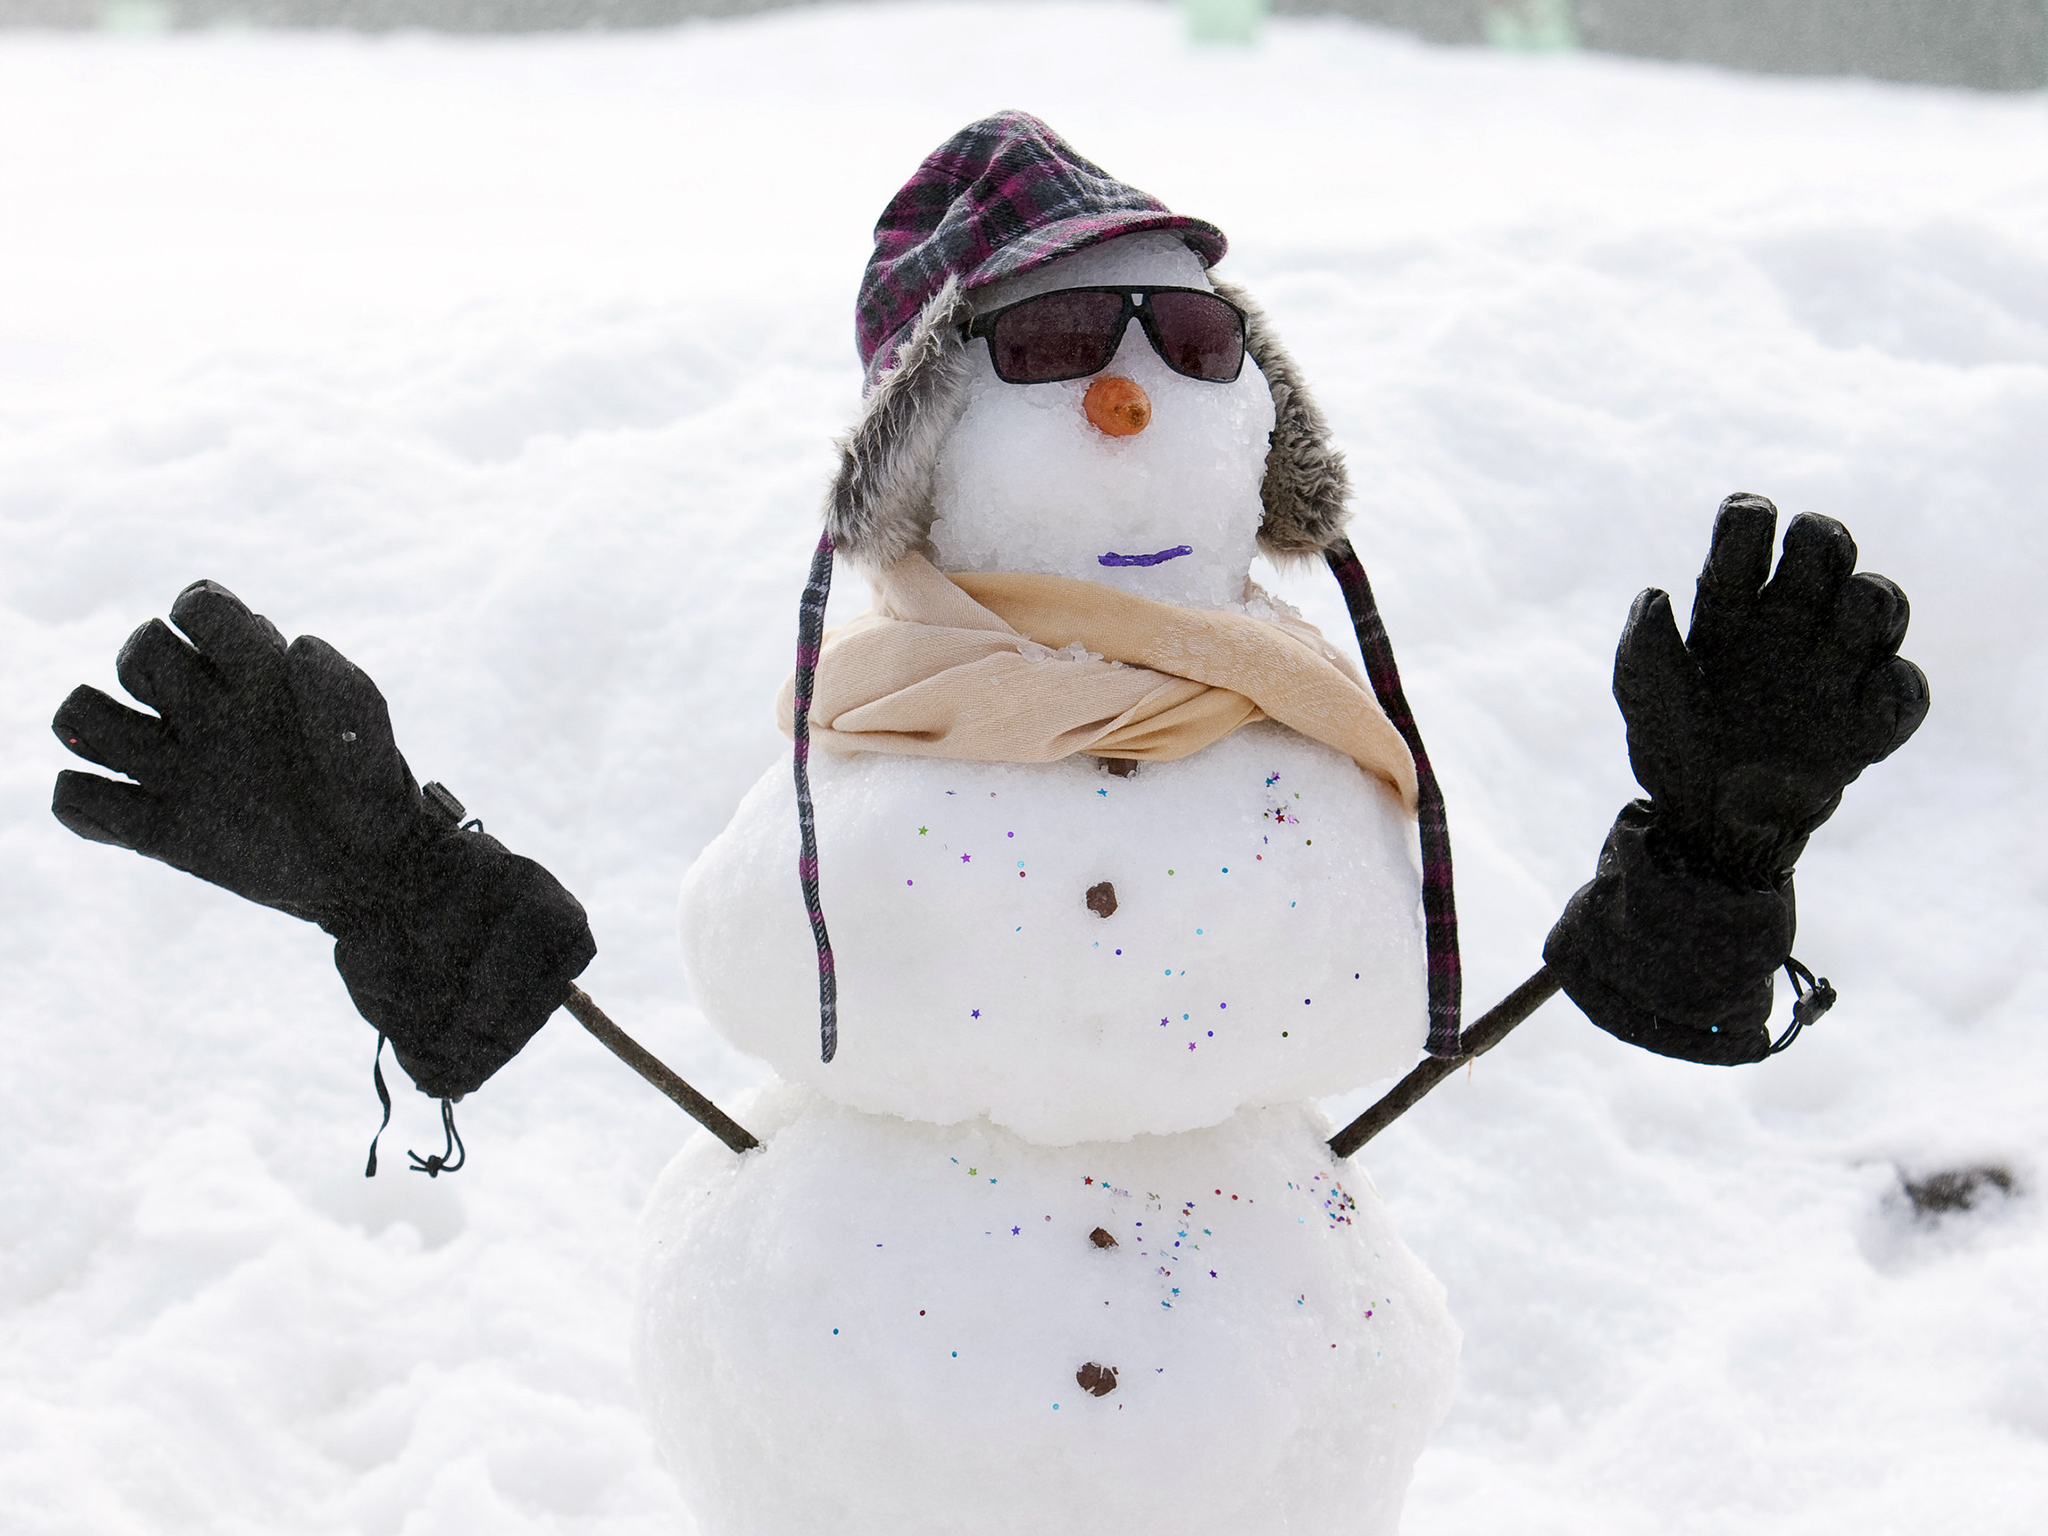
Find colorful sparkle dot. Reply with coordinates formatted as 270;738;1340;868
1007;831;1014;838
906;879;913;886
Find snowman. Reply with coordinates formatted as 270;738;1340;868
46;108;1931;1536
638;112;1462;1536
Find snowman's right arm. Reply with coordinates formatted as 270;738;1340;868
51;580;596;1103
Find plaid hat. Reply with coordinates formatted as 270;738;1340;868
856;111;1228;376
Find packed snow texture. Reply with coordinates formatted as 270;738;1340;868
682;725;1425;1142
638;1086;1457;1536
2;7;2045;1535
929;231;1276;611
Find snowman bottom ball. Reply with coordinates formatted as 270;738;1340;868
636;1086;1459;1536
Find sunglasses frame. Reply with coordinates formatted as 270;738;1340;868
964;285;1250;386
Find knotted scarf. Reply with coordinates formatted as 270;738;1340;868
776;552;1418;812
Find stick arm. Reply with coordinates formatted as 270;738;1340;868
1328;965;1562;1160
562;985;760;1154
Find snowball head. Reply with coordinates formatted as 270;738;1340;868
929;232;1276;612
637;1087;1460;1536
679;723;1427;1144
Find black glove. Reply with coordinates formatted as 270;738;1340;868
1545;495;1928;1063
52;580;595;1099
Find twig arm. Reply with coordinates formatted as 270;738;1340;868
1328;965;1562;1160
561;985;760;1155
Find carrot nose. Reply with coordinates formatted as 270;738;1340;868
1084;376;1151;437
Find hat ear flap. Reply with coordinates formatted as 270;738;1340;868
1211;277;1352;560
825;277;972;567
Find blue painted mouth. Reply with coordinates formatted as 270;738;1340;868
1098;546;1193;568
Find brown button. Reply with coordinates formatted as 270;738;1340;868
1076;1362;1119;1397
1085;882;1118;919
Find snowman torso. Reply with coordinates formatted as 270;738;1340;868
642;227;1458;1536
682;723;1425;1143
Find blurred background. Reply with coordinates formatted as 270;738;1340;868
2;0;2046;88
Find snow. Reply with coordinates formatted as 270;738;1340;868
638;1086;1457;1535
1;5;2044;1533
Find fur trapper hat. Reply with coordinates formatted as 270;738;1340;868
828;111;1353;569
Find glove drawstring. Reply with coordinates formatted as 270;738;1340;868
1769;958;1837;1054
366;1037;467;1178
409;1098;466;1178
365;1034;393;1178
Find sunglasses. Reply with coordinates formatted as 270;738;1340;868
965;286;1249;386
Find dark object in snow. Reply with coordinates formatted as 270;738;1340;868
1076;1362;1119;1397
1085;882;1119;919
1100;757;1139;778
1089;1226;1119;1249
1902;1164;2015;1217
1545;496;1927;1064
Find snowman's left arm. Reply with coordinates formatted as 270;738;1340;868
1542;494;1929;1064
1332;496;1928;1158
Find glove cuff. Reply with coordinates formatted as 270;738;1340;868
1543;802;1793;1065
330;826;595;1099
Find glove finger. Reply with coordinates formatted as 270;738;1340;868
1831;571;1910;662
115;617;217;716
1762;513;1857;620
52;684;168;779
1614;588;1693;802
170;580;289;687
1863;655;1930;763
1616;588;1695;703
52;769;163;853
1687;493;1776;653
288;636;419;819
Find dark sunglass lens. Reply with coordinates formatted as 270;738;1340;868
987;291;1127;383
1145;292;1246;382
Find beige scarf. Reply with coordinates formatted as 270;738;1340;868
776;553;1418;814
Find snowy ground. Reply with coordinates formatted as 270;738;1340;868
2;5;2044;1532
